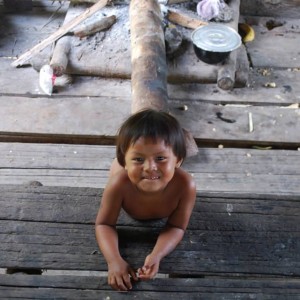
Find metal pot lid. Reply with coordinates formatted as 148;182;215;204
191;24;241;52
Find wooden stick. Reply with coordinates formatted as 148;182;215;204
49;2;77;76
235;44;249;88
167;9;207;29
73;15;116;38
11;0;109;67
217;50;237;90
217;0;242;90
50;36;71;76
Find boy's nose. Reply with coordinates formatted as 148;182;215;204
144;159;157;171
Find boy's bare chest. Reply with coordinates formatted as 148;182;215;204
122;191;178;220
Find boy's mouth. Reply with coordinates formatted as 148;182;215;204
143;176;160;180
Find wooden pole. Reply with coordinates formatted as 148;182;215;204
73;15;116;38
11;0;109;67
129;0;168;113
129;0;198;156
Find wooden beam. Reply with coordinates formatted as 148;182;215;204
11;0;109;67
129;0;168;112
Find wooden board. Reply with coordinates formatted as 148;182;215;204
1;58;300;105
0;95;299;147
0;185;299;277
1;274;299;299
1;143;300;196
244;17;300;68
240;0;300;19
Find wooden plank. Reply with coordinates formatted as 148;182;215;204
0;96;299;146
241;0;300;19
1;58;300;105
0;95;130;137
171;101;300;147
0;274;300;299
1;143;300;195
0;143;114;169
0;169;109;188
245;17;300;68
0;185;299;276
2;143;296;173
168;68;300;105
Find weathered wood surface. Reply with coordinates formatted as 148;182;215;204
244;17;300;68
240;0;300;19
21;3;248;85
1;2;300;298
0;95;299;147
1;143;300;196
1;58;299;105
0;1;68;59
11;0;110;67
0;185;299;276
0;184;300;297
1;274;300;300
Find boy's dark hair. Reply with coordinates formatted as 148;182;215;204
116;109;186;167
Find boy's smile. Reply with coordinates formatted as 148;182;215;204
124;137;182;194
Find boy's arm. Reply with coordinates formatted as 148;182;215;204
139;173;196;279
95;224;137;290
138;225;184;279
95;174;138;290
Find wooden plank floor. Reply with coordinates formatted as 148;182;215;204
0;1;300;298
1;142;300;196
0;185;299;298
0;0;299;194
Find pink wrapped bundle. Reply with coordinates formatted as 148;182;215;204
197;0;226;21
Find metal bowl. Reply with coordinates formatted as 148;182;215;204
191;24;241;64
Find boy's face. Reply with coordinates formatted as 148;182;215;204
124;137;182;194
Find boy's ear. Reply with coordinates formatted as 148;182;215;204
176;158;183;168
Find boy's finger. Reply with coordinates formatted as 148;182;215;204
122;274;132;290
142;265;150;273
108;276;119;291
116;277;128;291
129;269;138;281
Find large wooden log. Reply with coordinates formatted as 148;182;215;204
129;0;198;156
129;0;168;113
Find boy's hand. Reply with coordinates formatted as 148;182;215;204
107;258;138;291
137;254;160;280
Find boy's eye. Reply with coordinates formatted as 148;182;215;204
133;157;144;163
156;156;166;161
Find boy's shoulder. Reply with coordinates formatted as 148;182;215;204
107;169;131;189
174;168;196;190
175;167;194;180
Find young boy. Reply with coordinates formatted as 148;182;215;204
95;109;196;291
